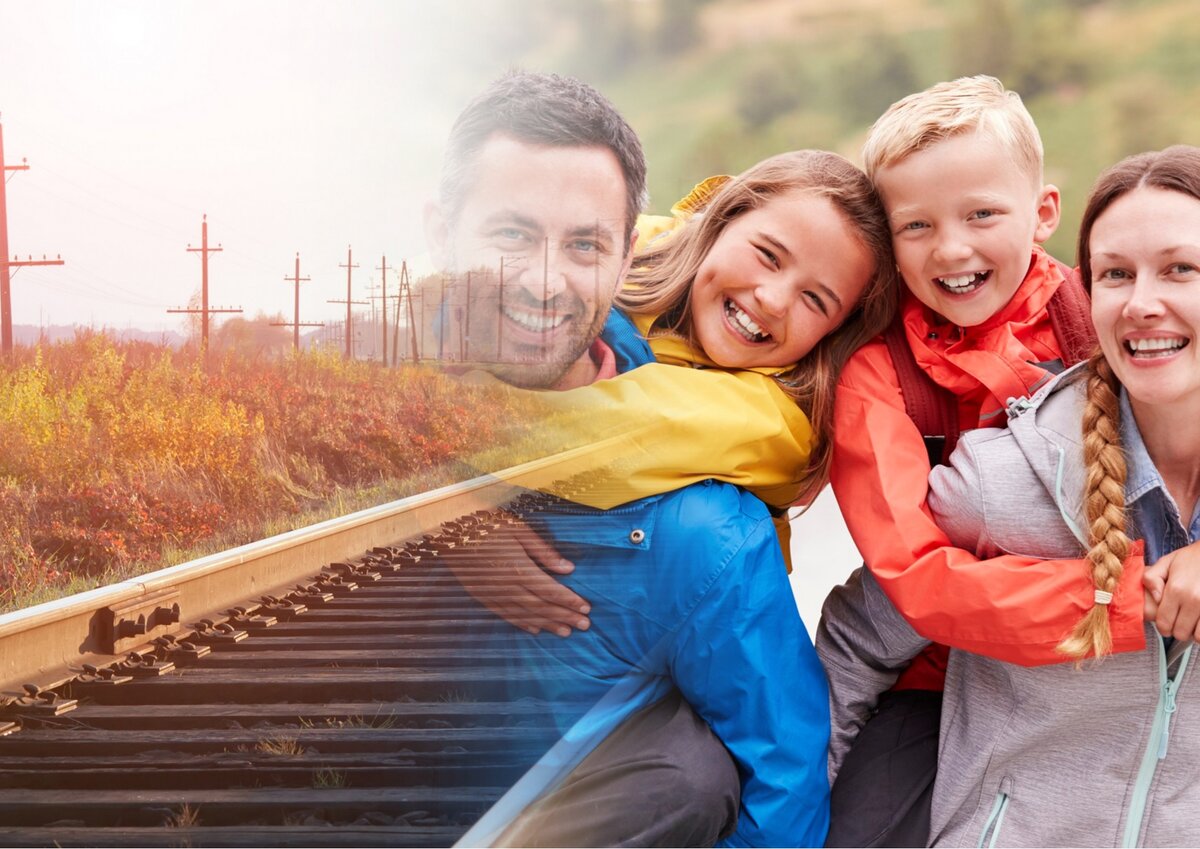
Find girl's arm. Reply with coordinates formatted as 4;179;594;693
454;361;813;638
531;361;813;511
830;340;1146;666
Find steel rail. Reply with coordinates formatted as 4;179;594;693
0;440;614;694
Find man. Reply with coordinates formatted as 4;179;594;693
424;74;640;392
425;70;829;848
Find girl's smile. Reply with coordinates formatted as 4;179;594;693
691;191;874;369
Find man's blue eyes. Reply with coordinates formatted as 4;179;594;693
494;231;604;254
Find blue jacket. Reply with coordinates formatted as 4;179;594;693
467;310;831;847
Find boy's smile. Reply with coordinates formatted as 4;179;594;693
875;131;1060;328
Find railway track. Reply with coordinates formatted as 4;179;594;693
0;451;606;847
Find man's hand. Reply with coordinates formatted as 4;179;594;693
444;515;592;637
1143;539;1200;641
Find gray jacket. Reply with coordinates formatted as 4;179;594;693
818;367;1199;848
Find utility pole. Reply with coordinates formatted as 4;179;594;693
364;278;381;361
496;257;505;362
270;252;323;351
438;273;447;362
167;214;241;358
328;245;365;359
376;255;389;366
463;269;472;362
393;260;417;362
397;261;419;363
0;118;65;355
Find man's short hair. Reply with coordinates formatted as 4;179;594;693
439;69;648;245
862;75;1044;186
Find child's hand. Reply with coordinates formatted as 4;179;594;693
442;516;591;638
1143;539;1200;641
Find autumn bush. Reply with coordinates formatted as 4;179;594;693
0;332;530;609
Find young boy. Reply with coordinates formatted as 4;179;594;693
821;75;1150;846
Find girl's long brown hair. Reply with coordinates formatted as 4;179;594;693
617;150;898;501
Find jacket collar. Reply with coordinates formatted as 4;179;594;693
632;311;790;377
902;246;1064;421
1005;364;1091;546
1119;389;1167;508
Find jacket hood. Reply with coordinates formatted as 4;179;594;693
1004;363;1091;547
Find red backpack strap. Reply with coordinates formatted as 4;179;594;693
882;319;961;466
1046;259;1097;367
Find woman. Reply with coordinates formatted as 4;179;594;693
819;145;1200;846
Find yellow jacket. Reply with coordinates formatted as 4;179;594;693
514;178;814;565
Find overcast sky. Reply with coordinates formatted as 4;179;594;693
0;0;518;331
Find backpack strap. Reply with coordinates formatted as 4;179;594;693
1045;259;1097;367
883;319;960;467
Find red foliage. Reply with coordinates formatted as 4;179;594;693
0;335;524;604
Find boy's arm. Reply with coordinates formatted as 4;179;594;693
830;340;1145;666
815;566;930;781
668;509;831;848
534;363;812;510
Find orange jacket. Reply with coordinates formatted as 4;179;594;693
831;247;1147;678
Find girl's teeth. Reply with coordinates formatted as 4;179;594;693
1128;337;1187;355
725;299;768;342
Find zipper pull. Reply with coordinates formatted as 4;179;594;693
1005;396;1033;420
1159;684;1179;760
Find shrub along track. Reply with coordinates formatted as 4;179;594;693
0;455;602;847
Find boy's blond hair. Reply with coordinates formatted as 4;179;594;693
862;75;1044;186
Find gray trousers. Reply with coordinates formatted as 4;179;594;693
496;688;740;847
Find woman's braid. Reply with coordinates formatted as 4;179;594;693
1057;352;1130;660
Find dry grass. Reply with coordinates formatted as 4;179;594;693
163;802;200;828
254;734;308;757
311;768;348;788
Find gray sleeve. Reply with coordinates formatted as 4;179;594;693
815;567;931;782
927;431;991;554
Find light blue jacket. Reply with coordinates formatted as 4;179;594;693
480;309;832;847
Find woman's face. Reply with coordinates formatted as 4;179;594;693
690;191;874;369
1089;186;1200;414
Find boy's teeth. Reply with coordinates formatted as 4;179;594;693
502;304;569;332
725;299;768;342
936;272;986;292
1128;337;1188;355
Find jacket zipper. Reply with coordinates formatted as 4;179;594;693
977;789;1010;848
1121;640;1192;847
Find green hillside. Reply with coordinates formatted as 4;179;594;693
448;0;1200;264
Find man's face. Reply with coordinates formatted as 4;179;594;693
426;134;634;389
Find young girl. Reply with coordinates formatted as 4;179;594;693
475;149;898;635
449;148;896;847
821;145;1200;847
